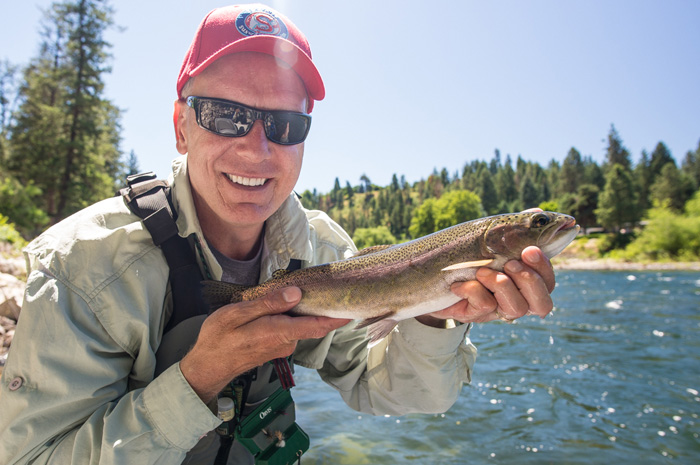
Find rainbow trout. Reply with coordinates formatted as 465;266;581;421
202;211;579;342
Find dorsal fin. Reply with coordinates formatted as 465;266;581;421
353;244;393;258
271;269;290;279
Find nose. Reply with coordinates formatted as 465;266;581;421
234;120;271;161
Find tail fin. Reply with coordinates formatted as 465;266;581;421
200;280;248;311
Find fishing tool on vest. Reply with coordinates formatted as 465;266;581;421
121;172;309;464
216;372;309;465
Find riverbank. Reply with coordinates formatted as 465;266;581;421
552;257;700;271
550;234;700;271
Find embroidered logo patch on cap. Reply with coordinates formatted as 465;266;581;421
236;8;289;39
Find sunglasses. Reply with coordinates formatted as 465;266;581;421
185;96;311;145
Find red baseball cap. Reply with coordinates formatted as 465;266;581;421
177;4;325;111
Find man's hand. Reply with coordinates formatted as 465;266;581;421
180;287;350;402
417;246;556;326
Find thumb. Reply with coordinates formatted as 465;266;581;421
254;286;302;315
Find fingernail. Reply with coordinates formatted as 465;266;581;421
282;287;301;303
525;249;541;264
505;261;523;273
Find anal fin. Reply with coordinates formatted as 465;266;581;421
356;312;399;344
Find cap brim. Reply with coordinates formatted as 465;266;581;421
188;35;325;103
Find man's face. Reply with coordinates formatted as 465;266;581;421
175;52;308;237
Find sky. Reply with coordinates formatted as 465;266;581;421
2;0;699;194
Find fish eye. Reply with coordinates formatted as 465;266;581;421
532;213;550;228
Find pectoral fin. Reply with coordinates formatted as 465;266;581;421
441;259;494;271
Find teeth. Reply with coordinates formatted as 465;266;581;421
227;174;267;187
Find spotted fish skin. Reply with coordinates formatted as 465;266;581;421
202;211;579;342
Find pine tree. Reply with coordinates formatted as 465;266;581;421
649;142;675;179
519;174;538;210
125;149;140;177
495;155;517;207
681;141;700;188
558;147;582;196
582;155;605;189
571;184;599;233
7;0;122;224
595;164;639;232
476;169;498;215
634;150;652;212
649;163;695;212
604;125;632;170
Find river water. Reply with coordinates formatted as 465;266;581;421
293;270;700;464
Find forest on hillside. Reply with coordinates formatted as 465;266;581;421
1;0;699;263
299;127;700;258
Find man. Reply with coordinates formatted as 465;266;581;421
0;4;556;464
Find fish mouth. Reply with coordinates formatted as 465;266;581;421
226;173;269;188
540;215;580;259
557;216;578;233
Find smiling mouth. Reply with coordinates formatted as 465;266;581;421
226;174;268;187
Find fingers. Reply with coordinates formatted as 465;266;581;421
182;287;349;401
273;314;351;343
475;247;555;320
448;281;499;322
521;246;555;292
227;287;349;339
476;267;529;320
224;287;348;344
504;259;553;318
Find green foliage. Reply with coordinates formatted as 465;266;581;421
309;129;698;260
408;198;438;238
685;190;700;216
605;124;632;170
557;148;582;197
649;163;695;212
0;175;49;235
539;200;559;212
409;190;483;238
352;226;397;249
0;214;27;247
4;0;122;225
620;198;700;261
595;163;639;231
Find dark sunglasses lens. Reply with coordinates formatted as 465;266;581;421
192;97;310;144
265;112;311;145
197;100;253;136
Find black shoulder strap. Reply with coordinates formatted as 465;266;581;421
120;172;208;334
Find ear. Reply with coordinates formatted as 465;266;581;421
173;99;189;155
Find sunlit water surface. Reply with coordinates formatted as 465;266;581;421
293;271;700;464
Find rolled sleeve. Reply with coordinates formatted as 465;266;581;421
313;319;477;417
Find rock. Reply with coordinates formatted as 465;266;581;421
1;315;16;369
0;272;24;321
0;255;26;279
